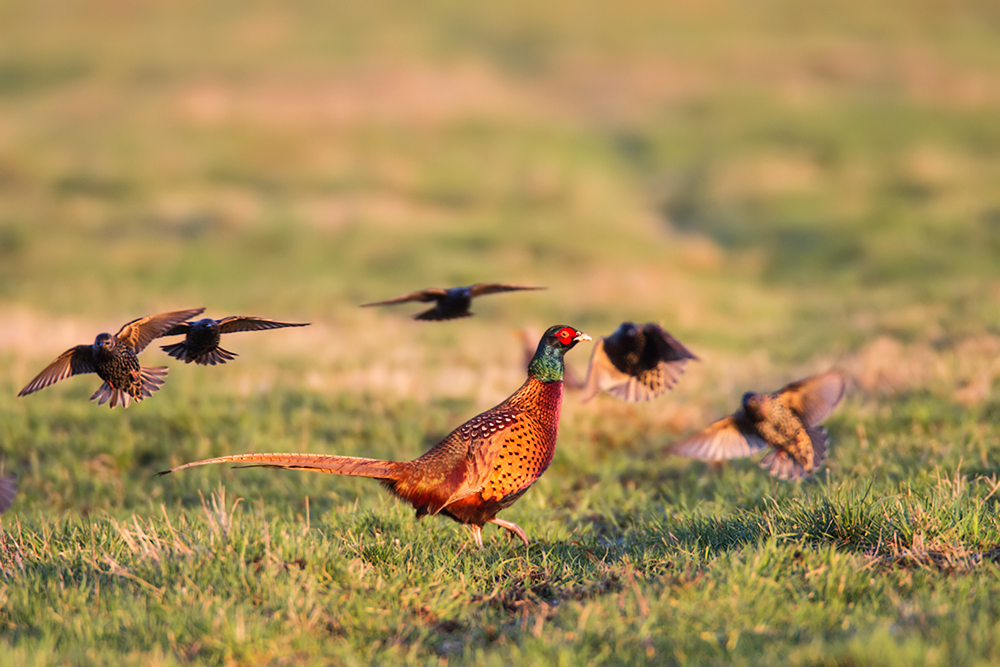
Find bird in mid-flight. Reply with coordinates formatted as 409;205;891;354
581;322;698;402
160;325;591;548
361;283;545;321
18;308;205;408
669;370;846;480
158;316;310;366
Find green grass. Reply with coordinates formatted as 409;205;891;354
3;0;1000;664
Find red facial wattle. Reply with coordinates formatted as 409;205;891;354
554;327;576;344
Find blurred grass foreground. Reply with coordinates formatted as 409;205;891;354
2;0;1000;664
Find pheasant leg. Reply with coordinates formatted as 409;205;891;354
488;517;529;548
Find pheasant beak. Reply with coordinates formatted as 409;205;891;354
573;332;592;343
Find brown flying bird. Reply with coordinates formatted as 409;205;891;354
18;308;205;408
670;370;846;480
159;316;310;366
160;326;590;548
581;322;698;402
361;283;545;321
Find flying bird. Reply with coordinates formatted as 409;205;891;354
0;476;16;514
18;308;205;408
158;316;310;365
670;370;846;480
361;283;545;321
581;322;698;402
160;325;591;548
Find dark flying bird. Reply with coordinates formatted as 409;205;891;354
361;283;545;321
670;370;846;480
581;322;698;402
0;476;16;514
160;325;591;548
159;316;310;366
18;308;205;408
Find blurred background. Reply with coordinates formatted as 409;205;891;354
1;0;999;419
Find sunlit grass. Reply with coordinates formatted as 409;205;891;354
2;0;1000;663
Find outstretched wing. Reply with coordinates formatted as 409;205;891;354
361;288;449;307
116;308;205;352
217;316;310;334
779;370;846;427
581;339;623;402
670;414;769;461
159;322;193;337
580;334;694;403
18;345;97;396
466;283;545;297
642;324;699;364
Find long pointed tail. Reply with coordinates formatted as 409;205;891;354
158;452;405;481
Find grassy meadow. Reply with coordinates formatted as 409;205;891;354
2;0;1000;664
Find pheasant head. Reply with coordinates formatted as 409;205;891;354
528;325;591;383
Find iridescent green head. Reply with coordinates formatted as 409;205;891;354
528;325;591;383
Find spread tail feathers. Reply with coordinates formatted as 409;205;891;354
161;342;238;365
759;426;828;481
160;341;188;361
195;346;238;366
158;452;405;481
91;366;167;408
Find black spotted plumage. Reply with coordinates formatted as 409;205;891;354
670;370;846;480
158;316;309;365
361;283;545;321
581;322;697;402
18;308;204;408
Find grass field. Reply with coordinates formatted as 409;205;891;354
2;1;1000;664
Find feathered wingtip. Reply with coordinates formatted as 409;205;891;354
580;334;695;404
669;415;769;461
580;341;691;403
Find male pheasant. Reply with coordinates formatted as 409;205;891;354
361;283;545;321
670;370;846;480
18;308;205;408
159;316;310;366
581;322;697;402
160;325;591;547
